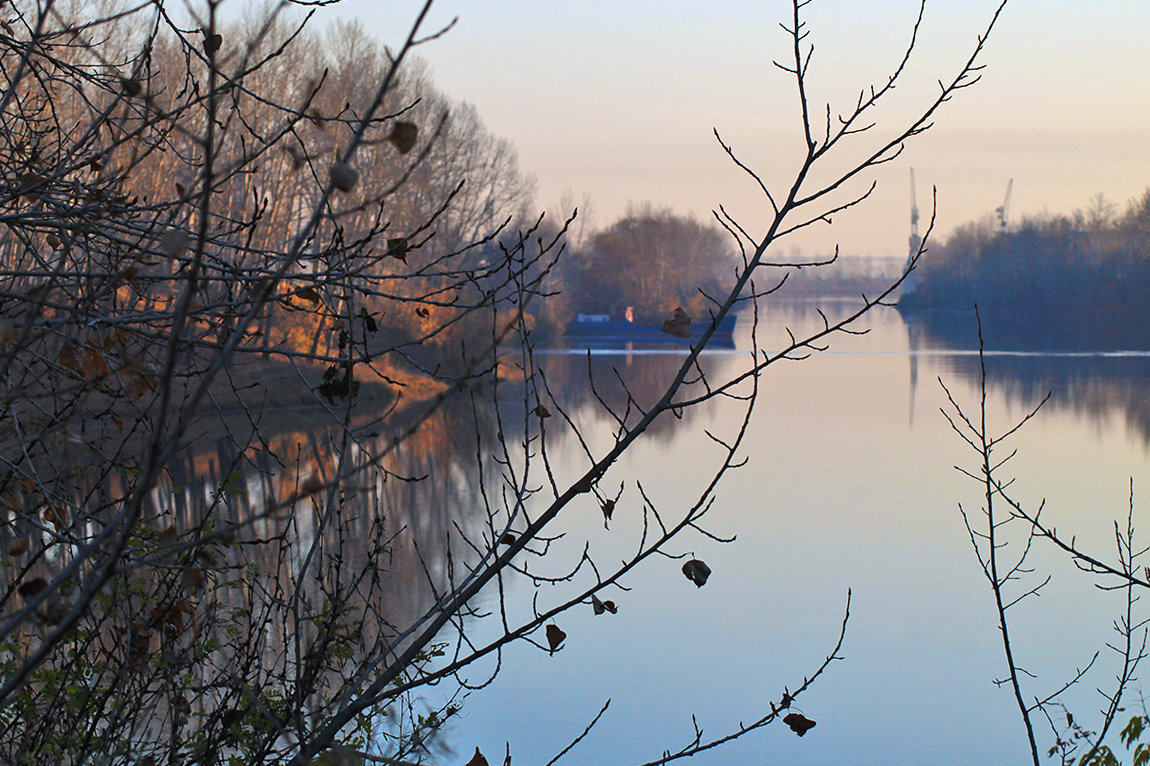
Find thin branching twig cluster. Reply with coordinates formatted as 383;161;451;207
0;0;1013;763
942;313;1150;766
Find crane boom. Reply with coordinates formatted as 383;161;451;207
996;179;1013;229
908;168;921;258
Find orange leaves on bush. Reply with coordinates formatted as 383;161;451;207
545;623;566;653
388;121;418;154
296;287;321;304
682;558;711;587
661;307;692;339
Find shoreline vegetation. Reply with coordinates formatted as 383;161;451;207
896;188;1150;349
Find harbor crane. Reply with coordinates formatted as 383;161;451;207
908;168;921;261
996;178;1013;230
901;168;922;297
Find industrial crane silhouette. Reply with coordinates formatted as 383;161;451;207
996;179;1013;230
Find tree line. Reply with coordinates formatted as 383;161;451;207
900;190;1150;325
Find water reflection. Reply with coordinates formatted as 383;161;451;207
905;310;1150;444
536;344;741;438
104;300;1150;763
446;301;1150;765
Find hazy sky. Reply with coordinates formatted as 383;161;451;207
332;0;1149;259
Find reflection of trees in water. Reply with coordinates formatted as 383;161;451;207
907;312;1150;446
86;343;748;758
537;349;741;439
0;393;510;762
904;306;1150;353
156;391;502;643
534;299;872;441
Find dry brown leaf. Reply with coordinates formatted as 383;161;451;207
43;505;68;533
591;595;618;615
545;623;566;652
682;558;711;587
329;162;358;192
82;347;108;379
181;567;205;591
386;237;409;261
202;31;222;55
661;307;692;339
388;121;418;154
464;747;489;766
784;712;816;737
7;538;29;556
18;172;43;199
18;577;48;597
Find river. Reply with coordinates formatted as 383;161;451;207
146;298;1150;764
436;300;1150;765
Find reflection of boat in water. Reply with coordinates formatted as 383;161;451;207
564;309;736;342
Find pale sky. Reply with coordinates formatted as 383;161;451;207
332;0;1150;259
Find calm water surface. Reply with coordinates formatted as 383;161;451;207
440;302;1150;765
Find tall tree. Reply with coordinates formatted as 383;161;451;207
563;205;735;320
